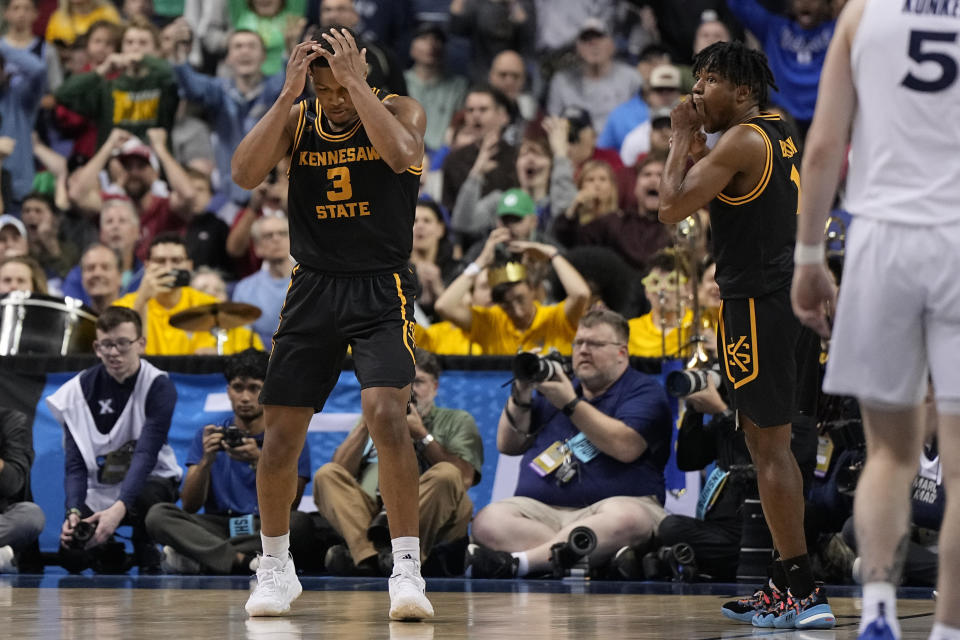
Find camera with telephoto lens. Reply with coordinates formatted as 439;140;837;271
665;365;722;398
549;526;597;578
512;349;569;384
641;542;698;582
220;425;245;448
68;519;98;550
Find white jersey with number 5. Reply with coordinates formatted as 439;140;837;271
845;0;960;225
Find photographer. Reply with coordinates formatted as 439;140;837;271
467;309;673;578
145;350;315;575
313;349;483;576
434;224;591;355
46;307;182;574
113;233;254;355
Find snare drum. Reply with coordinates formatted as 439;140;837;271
0;292;98;356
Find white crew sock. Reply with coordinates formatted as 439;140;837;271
261;532;290;560
931;622;960;640
392;536;421;571
860;582;901;638
511;551;529;577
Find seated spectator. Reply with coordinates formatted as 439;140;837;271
621;106;673;170
54;16;179;147
546;18;642;135
0;408;46;573
77;243;123;313
560;106;636;211
0;38;47;205
68;128;196;260
226;160;288;279
628;249;694;358
451;118;575;242
168;27;285;206
466;309;673;577
113;233;261;355
180;168;231;274
434;226;590;355
619;65;682;167
551;160;621;247
487;49;537;124
727;0;835;137
20;191;79;288
0;215;28;258
557;156;671;273
0;255;48;294
189;266;263;351
119;0;155;22
449;0;534;82
232;214;292;348
410;199;458;321
414;268;490;356
440;85;517;213
145;350;316;575
549;246;642;318
45;0;121;47
598;46;676;152
313;348;483;576
404;23;468;154
62;199;144;304
46;306;182;573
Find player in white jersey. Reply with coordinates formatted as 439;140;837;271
792;0;960;639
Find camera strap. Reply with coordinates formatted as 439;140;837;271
566;432;598;463
695;466;729;520
229;514;257;538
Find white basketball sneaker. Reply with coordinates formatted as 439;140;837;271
388;559;434;621
245;553;303;616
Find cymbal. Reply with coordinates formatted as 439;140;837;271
169;302;262;332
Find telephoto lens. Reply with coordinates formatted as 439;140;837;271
665;368;722;397
512;352;559;383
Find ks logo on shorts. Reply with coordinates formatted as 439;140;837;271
719;299;760;389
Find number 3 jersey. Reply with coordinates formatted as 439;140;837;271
286;89;422;274
709;113;800;299
846;0;960;225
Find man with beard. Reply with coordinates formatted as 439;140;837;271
67;126;197;261
145;349;314;575
62;199;144;304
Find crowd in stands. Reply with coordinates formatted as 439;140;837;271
1;0;940;590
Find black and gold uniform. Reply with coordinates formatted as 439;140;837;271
261;90;423;411
710;114;817;427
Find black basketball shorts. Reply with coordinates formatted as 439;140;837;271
717;287;819;428
260;264;417;412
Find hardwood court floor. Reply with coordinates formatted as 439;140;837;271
0;575;937;640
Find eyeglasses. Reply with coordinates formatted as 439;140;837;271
572;339;624;351
259;230;288;240
95;338;138;353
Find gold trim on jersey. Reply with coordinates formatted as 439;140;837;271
719;299;760;389
314;98;363;142
286;101;308;177
381;93;399;102
717;123;773;206
406;163;423;175
752;112;782;121
393;272;416;364
271;263;301;353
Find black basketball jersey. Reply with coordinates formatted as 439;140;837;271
709;114;801;299
286;89;422;274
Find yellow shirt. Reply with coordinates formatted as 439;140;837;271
414;322;482;355
114;288;265;355
45;6;122;45
628;310;694;358
469;301;576;356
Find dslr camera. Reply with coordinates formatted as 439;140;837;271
512;349;569;384
68;519;98;551
665;365;722;398
641;542;698;582
549;526;597;578
220;425;246;448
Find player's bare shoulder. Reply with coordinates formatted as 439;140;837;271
383;94;427;135
712;122;773;194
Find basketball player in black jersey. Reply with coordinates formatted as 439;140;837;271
658;41;834;630
231;27;433;620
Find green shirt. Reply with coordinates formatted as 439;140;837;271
403;70;468;152
358;405;484;500
54;56;179;147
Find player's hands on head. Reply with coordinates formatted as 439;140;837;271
318;28;368;89
282;40;324;98
791;263;837;339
